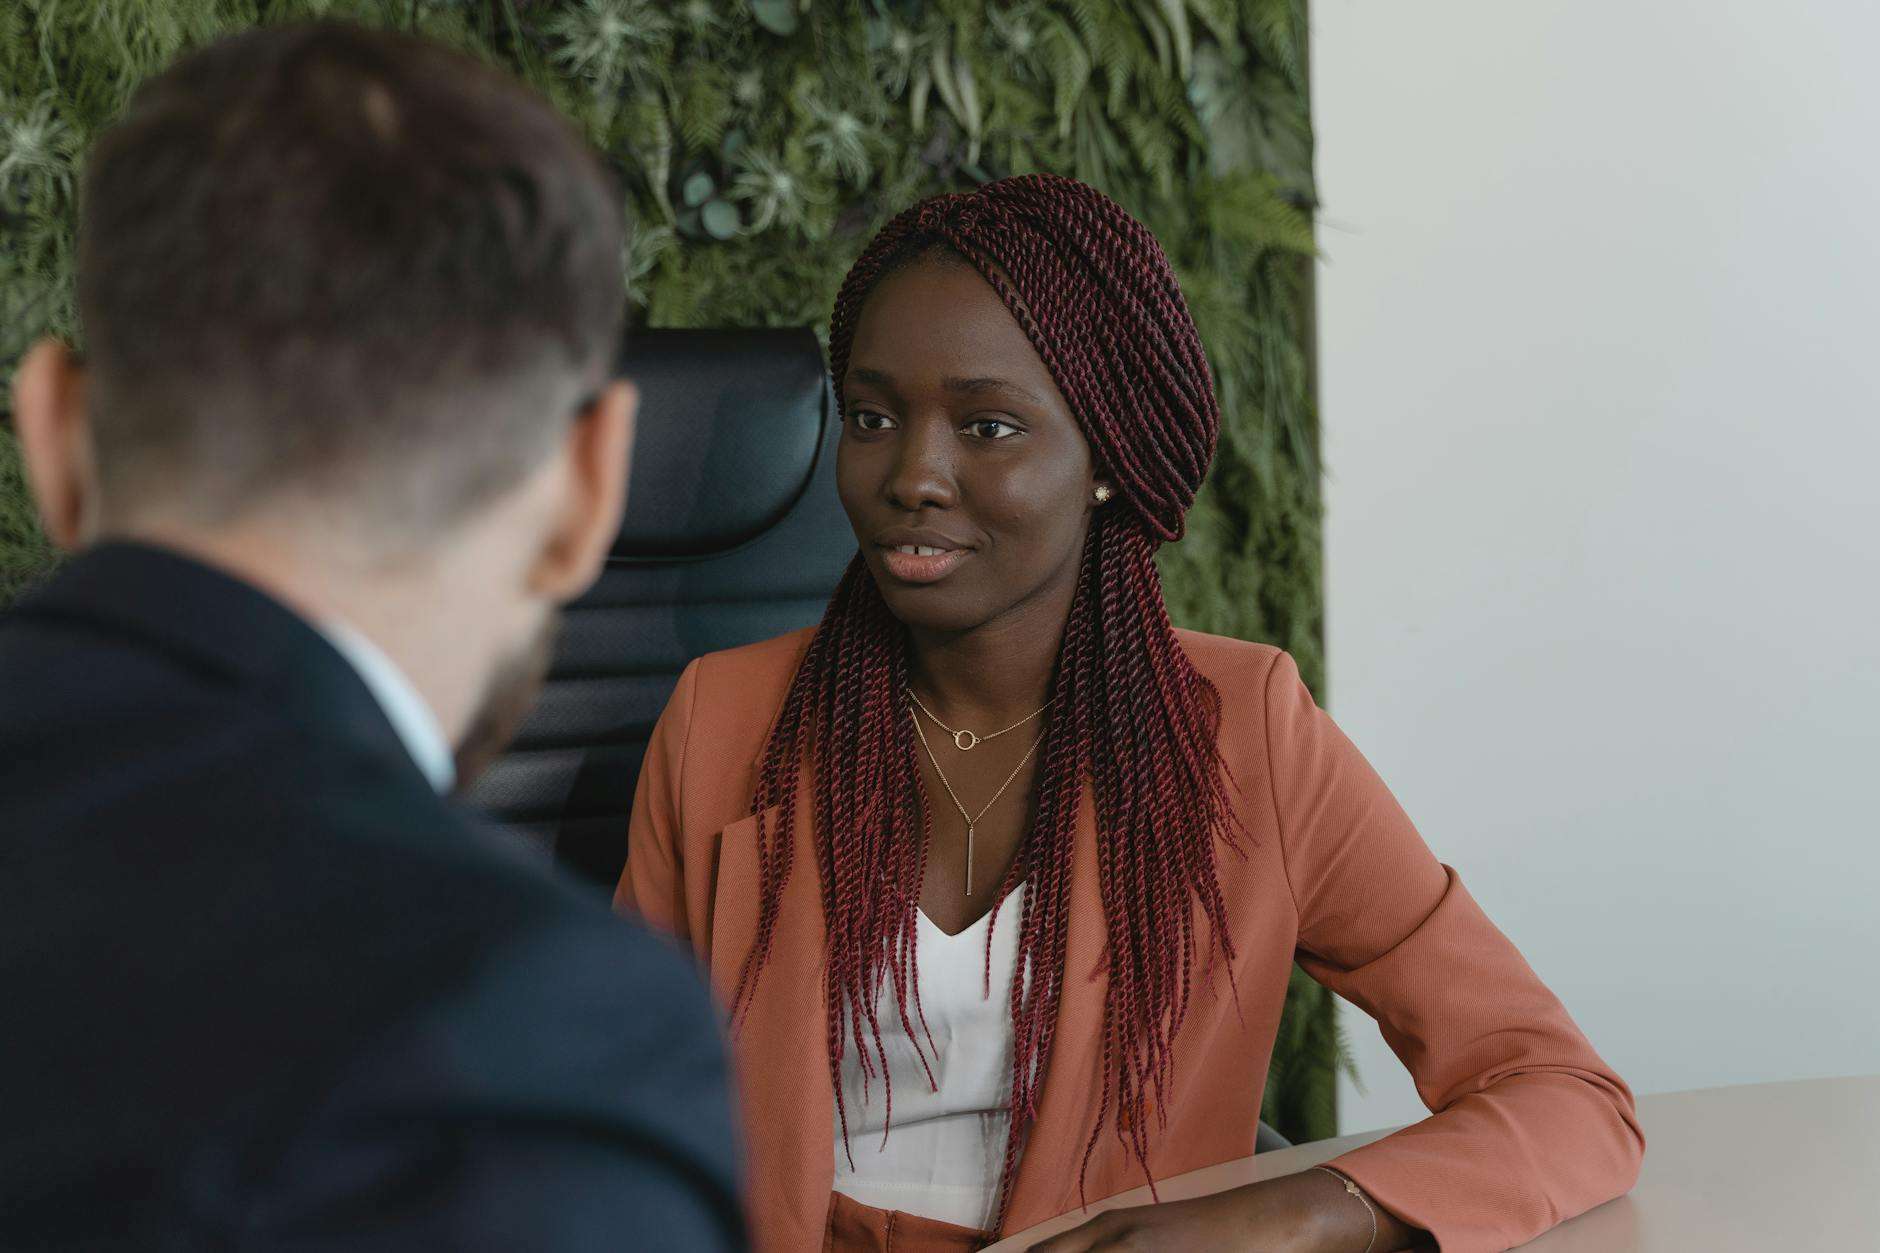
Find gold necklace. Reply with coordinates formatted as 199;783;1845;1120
908;700;1042;896
907;689;1051;751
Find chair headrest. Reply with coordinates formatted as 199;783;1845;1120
613;327;833;561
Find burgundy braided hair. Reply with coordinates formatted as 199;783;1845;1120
730;173;1247;1226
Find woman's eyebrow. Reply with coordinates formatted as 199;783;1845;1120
849;365;1045;406
940;375;1045;405
847;365;900;395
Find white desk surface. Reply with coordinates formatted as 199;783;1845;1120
986;1075;1880;1250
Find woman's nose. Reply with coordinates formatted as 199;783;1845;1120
884;419;959;512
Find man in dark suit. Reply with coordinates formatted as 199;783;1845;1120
1;23;743;1251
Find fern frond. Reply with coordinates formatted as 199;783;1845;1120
672;63;733;149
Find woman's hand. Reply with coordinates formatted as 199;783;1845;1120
1021;1168;1424;1252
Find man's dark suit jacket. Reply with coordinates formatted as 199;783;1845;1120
0;541;745;1250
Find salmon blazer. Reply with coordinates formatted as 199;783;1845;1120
620;628;1644;1252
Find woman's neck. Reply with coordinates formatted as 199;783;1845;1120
904;588;1069;728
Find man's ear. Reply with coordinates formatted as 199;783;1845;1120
526;377;637;605
10;339;97;552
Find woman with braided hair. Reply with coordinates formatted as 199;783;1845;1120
620;174;1642;1252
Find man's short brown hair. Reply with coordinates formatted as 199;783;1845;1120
76;22;626;543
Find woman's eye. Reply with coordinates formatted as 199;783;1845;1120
849;410;896;432
965;418;1021;440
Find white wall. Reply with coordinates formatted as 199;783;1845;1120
1312;0;1880;1135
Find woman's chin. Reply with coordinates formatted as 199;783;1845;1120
869;574;993;636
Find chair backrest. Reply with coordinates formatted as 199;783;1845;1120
466;327;851;886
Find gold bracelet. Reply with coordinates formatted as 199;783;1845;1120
1310;1166;1378;1253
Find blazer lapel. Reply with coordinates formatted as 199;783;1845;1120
1002;787;1117;1233
710;793;835;1253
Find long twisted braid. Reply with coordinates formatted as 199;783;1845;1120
730;174;1247;1227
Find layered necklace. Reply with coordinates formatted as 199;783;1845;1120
907;689;1051;896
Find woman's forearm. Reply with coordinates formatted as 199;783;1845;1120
1025;1163;1438;1250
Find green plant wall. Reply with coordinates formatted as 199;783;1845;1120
0;0;1344;1141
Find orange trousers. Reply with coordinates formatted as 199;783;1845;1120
824;1191;997;1252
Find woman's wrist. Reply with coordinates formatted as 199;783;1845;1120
1203;1174;1353;1253
1290;1164;1432;1253
1228;1167;1416;1253
1305;1167;1378;1252
1029;1167;1431;1251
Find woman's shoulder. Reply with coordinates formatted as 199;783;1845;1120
642;628;816;805
675;626;816;730
1172;627;1291;688
1171;629;1318;756
689;625;817;682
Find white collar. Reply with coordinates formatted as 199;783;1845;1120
316;617;456;794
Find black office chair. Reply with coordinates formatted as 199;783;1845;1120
466;327;851;884
466;326;1293;1154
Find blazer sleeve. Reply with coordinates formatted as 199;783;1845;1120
1261;650;1644;1252
617;658;702;943
235;911;746;1251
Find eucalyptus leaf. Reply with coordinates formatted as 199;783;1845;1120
910;61;933;133
748;0;798;36
682;170;716;207
1154;0;1191;80
700;197;742;239
929;45;963;125
953;43;982;136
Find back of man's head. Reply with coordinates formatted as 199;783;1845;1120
75;21;625;545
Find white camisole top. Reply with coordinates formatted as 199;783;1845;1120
831;884;1026;1231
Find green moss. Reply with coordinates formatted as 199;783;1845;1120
0;427;55;605
0;0;1343;1140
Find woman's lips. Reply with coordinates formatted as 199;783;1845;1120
878;544;970;584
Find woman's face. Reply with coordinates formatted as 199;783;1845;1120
837;256;1102;636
